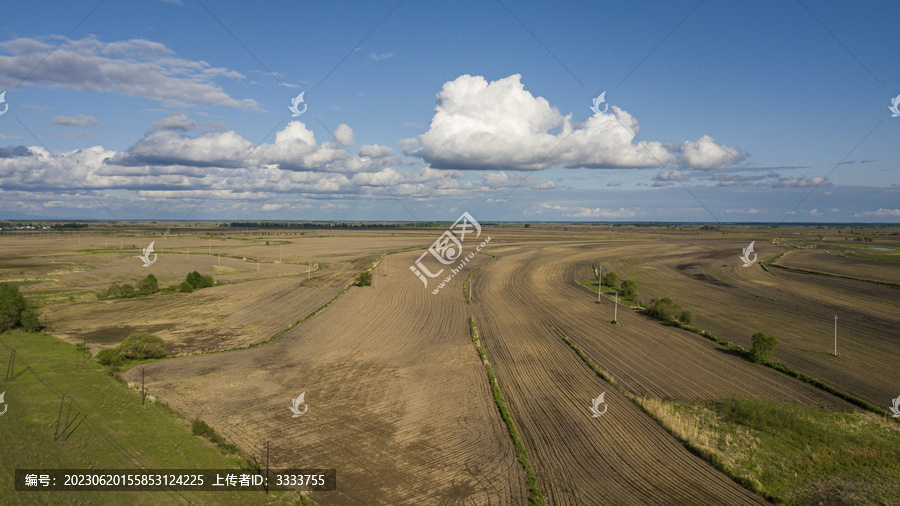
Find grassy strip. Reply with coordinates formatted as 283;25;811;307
635;396;900;504
469;317;544;506
546;322;619;390
463;254;496;302
545;321;775;501
191;418;241;455
171;279;355;361
766;262;900;290
247;281;353;349
758;250;790;272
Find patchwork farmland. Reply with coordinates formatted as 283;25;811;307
2;223;899;504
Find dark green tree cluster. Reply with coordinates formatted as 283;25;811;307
99;274;159;299
646;297;692;325
96;332;167;366
178;271;214;293
0;282;40;332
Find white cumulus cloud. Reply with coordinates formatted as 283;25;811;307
401;74;743;172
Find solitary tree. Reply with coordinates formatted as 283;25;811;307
620;279;638;298
750;332;778;363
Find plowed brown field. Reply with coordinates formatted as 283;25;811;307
484;243;856;410
469;243;766;504
124;249;527;505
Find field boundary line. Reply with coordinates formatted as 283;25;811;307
187;250;393;355
464;254;497;303
468;316;544;505
545;321;775;502
765;263;900;290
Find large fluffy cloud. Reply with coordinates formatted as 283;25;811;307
673;135;744;170
400;74;742;172
0;36;259;110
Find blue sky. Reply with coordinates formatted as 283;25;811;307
0;0;897;222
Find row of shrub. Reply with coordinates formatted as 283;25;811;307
0;282;40;332
98;271;214;300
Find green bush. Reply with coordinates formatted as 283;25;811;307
750;332;778;363
356;271;373;287
619;279;638;298
96;347;125;366
119;332;167;360
192;418;214;437
179;281;194;293
96;333;166;365
186;271;214;290
601;271;618;288
679;310;693;325
646;297;680;320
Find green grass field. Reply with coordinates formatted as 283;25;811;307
637;396;900;504
0;329;302;505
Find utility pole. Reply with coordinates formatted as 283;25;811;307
614;293;618;323
834;315;838;356
257;257;260;272
384;250;387;276
598;265;602;302
308;262;310;280
280;244;283;263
